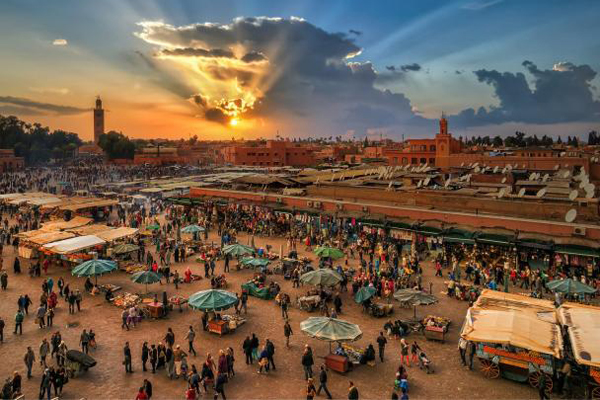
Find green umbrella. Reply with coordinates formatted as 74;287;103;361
241;257;271;267
188;289;238;311
354;286;377;304
181;224;205;234
72;259;117;285
223;243;255;257
394;288;438;318
131;270;162;293
146;224;160;231
546;278;596;295
112;243;139;255
300;268;343;287
314;246;344;259
300;317;362;342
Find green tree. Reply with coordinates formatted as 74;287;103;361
98;131;135;159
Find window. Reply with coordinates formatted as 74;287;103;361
402;157;408;165
429;158;435;164
411;158;417;164
430;145;436;152
420;158;426;164
421;145;427;151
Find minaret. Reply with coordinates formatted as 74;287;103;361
93;96;104;144
439;111;448;135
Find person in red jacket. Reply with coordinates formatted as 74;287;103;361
135;387;148;400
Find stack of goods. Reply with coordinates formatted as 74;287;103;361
169;295;187;305
341;344;364;364
222;314;246;330
112;292;141;309
121;263;147;274
423;315;450;329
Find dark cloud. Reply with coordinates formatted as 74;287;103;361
0;96;88;116
349;29;362;36
159;47;235;58
400;63;422;72
204;107;229;124
129;50;198;98
136;17;428;134
386;66;396;72
455;70;463;75
241;51;267;63
453;60;600;126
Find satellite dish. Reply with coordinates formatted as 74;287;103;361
423;177;431;186
498;188;506;199
388;181;393;189
507;164;513;171
536;188;547;198
565;209;577;223
542;174;549;182
474;166;481;173
444;178;451;188
518;188;526;198
493;166;499;174
563;171;571;179
529;173;536;181
569;190;578;201
501;177;507;184
460;162;465;167
585;183;595;194
560;152;566;157
417;180;422;188
502;167;507;174
579;181;587;189
466;174;472;182
522;164;526;169
473;162;479;168
586;191;594;199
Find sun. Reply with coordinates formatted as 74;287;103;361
230;118;239;127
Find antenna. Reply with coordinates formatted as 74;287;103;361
565;209;577;223
563;171;571;179
423;177;431;186
493;166;499;174
518;188;526;198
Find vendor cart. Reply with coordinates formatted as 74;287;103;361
297;295;321;312
65;350;96;378
422;315;450;342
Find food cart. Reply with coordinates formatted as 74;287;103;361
557;303;600;399
461;290;562;394
422;315;451;342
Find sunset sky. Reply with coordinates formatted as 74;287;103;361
1;0;599;142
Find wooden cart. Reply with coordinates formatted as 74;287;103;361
422;316;450;343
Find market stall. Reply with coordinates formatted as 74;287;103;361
188;289;245;336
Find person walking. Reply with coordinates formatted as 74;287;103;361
316;365;333;399
121;309;130;331
24;347;35;379
39;368;52;400
80;329;90;354
302;346;314;379
281;296;289;319
467;341;476;370
214;372;227;400
0;315;4;342
284;320;293;348
458;338;467;366
150;344;158;373
265;339;276;371
165;345;174;379
348;381;359;400
250;333;259;362
400;339;410;367
186;326;197;357
173;345;187;378
14;309;24;334
306;378;317;400
142;342;149;372
377;331;387;362
143;379;153;399
39;338;50;367
124;342;133;373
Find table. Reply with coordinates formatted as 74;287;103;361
208;320;229;336
146;302;163;319
325;354;350;373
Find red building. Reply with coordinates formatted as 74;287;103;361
0;149;24;172
221;140;316;167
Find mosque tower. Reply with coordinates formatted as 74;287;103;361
93;96;104;144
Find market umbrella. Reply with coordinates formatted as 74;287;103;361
130;270;162;293
241;257;271;267
546;278;596;295
301;317;362;352
223;243;255;257
146;224;160;231
393;288;438;318
181;224;205;234
188;289;238;311
314;246;344;260
354;286;377;304
112;243;139;255
300;268;343;287
72;259;117;285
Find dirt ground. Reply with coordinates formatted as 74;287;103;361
0;229;539;400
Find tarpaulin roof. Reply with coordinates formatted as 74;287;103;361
68;224;113;236
24;231;76;245
554;245;599;258
461;289;562;358
59;199;118;212
558;303;600;368
43;235;106;254
41;216;92;231
96;227;139;242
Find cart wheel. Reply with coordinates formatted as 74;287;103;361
591;385;600;400
479;359;500;379
528;371;553;394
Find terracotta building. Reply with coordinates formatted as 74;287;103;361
221;140;316;167
0;149;25;172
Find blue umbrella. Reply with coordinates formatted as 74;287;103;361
72;259;117;284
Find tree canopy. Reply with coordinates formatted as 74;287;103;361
0;114;81;163
98;131;136;160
